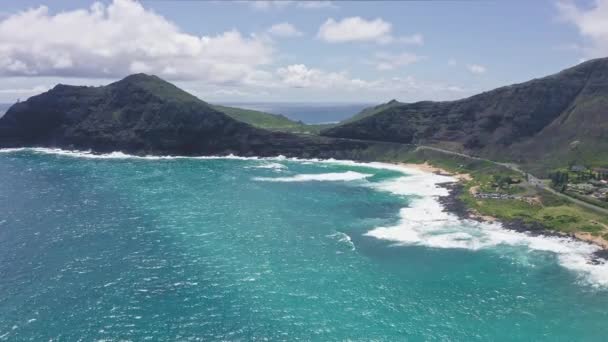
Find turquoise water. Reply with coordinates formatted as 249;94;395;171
1;149;608;341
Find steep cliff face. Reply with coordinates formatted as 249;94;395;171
323;58;608;170
0;74;372;157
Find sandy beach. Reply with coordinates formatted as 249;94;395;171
400;161;608;252
399;162;472;181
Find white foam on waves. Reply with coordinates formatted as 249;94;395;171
327;232;356;251
3;147;608;287
0;147;258;160
254;171;372;182
364;169;608;288
249;162;287;170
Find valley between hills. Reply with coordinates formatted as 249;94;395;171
1;58;608;249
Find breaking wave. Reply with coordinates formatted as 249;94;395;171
2;147;607;287
0;147;263;160
364;167;608;288
253;171;372;182
327;232;356;251
251;162;287;170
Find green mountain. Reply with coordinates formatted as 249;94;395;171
340;99;403;124
0;74;370;157
211;104;332;134
323;58;608;174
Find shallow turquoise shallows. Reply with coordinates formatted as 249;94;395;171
1;149;608;341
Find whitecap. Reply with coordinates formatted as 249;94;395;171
0;147;259;160
0;147;27;153
249;162;287;170
364;167;608;288
327;232;356;251
3;147;608;287
253;171;372;182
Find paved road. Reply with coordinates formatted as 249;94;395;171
416;145;608;216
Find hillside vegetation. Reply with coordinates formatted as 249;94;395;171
340;99;402;124
211;104;332;134
398;147;608;245
323;58;608;175
0;74;372;157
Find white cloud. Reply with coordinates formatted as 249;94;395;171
267;22;303;37
239;1;336;10
0;0;274;85
447;58;457;66
205;87;270;98
382;76;467;95
557;0;608;57
296;1;338;9
318;17;391;43
0;0;470;103
373;52;424;70
317;16;423;45
396;34;424;45
467;64;486;74
276;64;369;89
274;64;467;100
241;1;293;10
0;85;50;94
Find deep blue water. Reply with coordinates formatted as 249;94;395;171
1;149;608;341
217;102;374;124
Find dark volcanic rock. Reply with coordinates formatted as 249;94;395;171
437;181;608;262
437;182;469;219
591;250;608;264
0;74;373;157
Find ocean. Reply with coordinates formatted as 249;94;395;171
1;148;608;340
217;102;374;124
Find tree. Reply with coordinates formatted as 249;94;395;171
550;170;569;187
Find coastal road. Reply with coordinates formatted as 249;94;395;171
416;145;608;216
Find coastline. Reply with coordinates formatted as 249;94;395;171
400;161;608;256
3;147;607;256
399;162;472;182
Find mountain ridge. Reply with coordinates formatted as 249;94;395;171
2;58;608;174
210;104;332;134
340;99;403;125
0;73;373;158
322;57;608;173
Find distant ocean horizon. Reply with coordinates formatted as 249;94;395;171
0;102;376;124
217;102;376;124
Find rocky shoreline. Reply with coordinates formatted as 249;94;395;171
436;181;608;263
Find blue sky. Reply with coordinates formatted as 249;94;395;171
0;0;605;103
